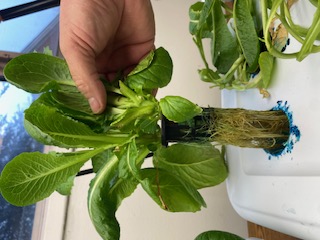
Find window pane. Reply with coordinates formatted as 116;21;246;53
0;1;60;53
0;83;44;239
0;1;60;239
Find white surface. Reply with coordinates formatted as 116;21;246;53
224;1;320;239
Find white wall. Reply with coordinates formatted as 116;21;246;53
153;0;220;108
36;1;248;239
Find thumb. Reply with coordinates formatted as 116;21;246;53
59;0;107;114
64;51;107;114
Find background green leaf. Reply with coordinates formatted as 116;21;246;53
195;230;245;240
234;0;260;72
258;51;274;88
198;0;215;31
198;68;220;83
189;2;205;35
211;0;239;74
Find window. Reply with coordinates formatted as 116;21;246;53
0;1;60;239
0;83;43;240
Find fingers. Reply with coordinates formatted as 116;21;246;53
59;0;113;114
59;0;155;114
59;34;107;113
64;50;107;114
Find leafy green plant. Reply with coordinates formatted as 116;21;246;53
0;48;229;240
0;46;289;239
261;0;320;61
189;0;320;96
189;0;272;95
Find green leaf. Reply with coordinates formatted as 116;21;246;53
189;2;205;35
56;175;76;196
88;154;138;240
92;149;115;173
198;0;215;31
258;51;274;88
88;155;120;240
111;104;156;132
4;53;74;93
211;0;239;74
117;142;150;181
195;230;245;240
42;46;54;56
127;47;173;91
159;96;202;123
154;143;227;189
140;168;206;212
234;0;260;72
50;89;92;115
24;102;132;148
127;51;154;76
119;81;141;106
266;0;273;9
198;68;220;83
37;92;105;130
136;117;160;134
117;142;139;179
0;149;102;206
142;145;206;215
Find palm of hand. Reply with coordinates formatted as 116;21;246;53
60;0;155;113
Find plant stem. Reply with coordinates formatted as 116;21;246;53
193;36;209;69
261;0;297;59
297;6;320;61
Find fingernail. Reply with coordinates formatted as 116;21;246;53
89;97;101;114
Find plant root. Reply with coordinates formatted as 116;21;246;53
208;108;290;149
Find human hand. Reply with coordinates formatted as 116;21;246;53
59;0;155;113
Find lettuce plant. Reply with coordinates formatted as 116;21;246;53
0;48;228;240
0;44;292;239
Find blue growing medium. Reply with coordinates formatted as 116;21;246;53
266;100;301;159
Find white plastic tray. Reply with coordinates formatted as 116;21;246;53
223;2;320;239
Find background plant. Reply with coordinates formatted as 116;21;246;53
189;0;320;96
189;0;272;95
195;230;245;240
262;0;320;61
